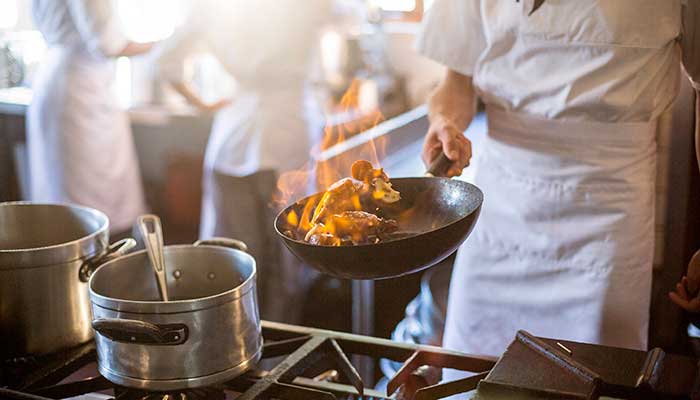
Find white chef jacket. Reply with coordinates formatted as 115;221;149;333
28;0;146;233
31;0;127;58
417;0;700;367
156;0;329;177
418;0;700;122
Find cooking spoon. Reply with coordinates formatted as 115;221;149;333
138;214;169;301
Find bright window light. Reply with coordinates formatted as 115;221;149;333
369;0;416;12
116;0;189;42
0;0;19;29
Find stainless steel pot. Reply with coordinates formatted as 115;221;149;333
88;238;262;390
0;202;134;357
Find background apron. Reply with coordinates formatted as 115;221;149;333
27;47;146;233
198;87;323;324
443;106;657;365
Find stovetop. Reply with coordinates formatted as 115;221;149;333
0;321;496;400
2;321;699;400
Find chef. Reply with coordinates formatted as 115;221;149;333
418;0;700;368
28;0;153;235
156;0;330;322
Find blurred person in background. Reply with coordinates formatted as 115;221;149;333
156;0;331;322
28;0;155;235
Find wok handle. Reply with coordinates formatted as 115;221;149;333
78;238;137;282
425;152;453;178
92;318;188;346
194;237;249;253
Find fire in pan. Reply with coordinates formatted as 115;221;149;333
274;156;483;280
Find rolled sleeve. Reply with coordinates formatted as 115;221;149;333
682;0;700;90
68;0;127;58
416;0;486;76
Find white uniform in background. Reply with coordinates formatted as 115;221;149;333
418;0;700;367
156;0;328;236
28;0;146;233
156;0;329;322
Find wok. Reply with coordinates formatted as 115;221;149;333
274;156;483;280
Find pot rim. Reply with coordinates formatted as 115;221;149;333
0;202;109;268
88;245;257;314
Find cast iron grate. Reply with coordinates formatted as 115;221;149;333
0;321;496;400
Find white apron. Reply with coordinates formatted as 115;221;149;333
443;106;656;365
27;47;146;232
197;87;323;324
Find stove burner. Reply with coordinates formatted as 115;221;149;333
116;388;226;400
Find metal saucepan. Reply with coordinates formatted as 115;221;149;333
274;155;483;280
88;237;262;391
0;202;134;357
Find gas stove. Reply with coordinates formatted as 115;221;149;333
0;321;494;400
1;321;699;400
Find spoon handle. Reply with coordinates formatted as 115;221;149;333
138;214;169;301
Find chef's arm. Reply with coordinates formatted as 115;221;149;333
68;0;153;59
671;0;700;312
116;42;156;58
428;70;475;131
422;69;475;177
169;80;231;113
670;93;700;312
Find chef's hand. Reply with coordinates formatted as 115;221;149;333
423;69;477;177
669;249;700;312
422;116;472;177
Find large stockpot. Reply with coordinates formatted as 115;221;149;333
88;238;262;391
0;202;134;357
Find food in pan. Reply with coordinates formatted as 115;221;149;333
286;160;402;246
305;211;399;246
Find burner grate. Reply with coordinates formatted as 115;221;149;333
0;321;497;400
113;387;226;400
1;342;96;391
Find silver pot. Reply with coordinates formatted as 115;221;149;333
0;202;134;357
88;238;262;391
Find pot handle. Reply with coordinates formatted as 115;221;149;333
92;318;188;345
194;237;248;253
79;238;137;282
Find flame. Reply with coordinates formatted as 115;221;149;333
273;78;391;242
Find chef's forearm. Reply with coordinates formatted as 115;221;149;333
170;80;208;109
116;41;155;57
427;69;476;132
